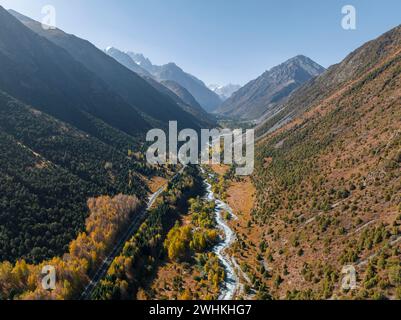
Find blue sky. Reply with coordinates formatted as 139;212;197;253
0;0;400;85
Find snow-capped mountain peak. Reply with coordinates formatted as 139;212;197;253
208;83;241;101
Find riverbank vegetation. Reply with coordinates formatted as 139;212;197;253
208;165;272;300
150;196;225;300
165;198;219;261
91;166;208;300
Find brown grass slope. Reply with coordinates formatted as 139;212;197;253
241;25;401;300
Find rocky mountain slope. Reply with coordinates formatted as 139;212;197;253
256;27;401;138
104;47;215;126
209;83;241;101
104;46;152;78
0;7;149;140
127;52;222;112
216;55;325;120
9;9;203;132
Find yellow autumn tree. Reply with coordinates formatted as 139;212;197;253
0;194;140;300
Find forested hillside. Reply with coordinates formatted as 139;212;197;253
0;90;152;263
0;6;198;266
92;166;205;300
0;194;141;300
242;25;401;299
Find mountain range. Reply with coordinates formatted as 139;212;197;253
9;9;204;132
256;26;401;138
126;52;222;112
1;8;147;141
216;55;325;120
208;83;241;101
104;46;153;78
104;47;215;126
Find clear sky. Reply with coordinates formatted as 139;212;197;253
0;0;400;85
